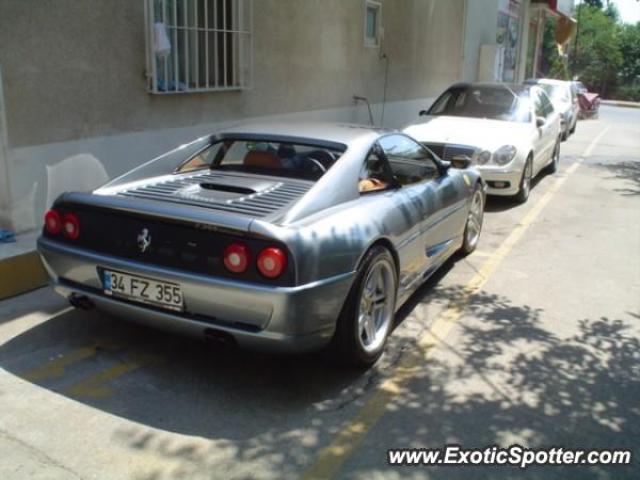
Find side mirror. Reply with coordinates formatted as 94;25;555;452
450;155;472;170
419;110;428;117
536;116;546;128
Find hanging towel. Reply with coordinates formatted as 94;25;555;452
0;229;15;243
154;22;171;56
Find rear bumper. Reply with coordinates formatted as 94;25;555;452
476;165;523;196
38;237;355;352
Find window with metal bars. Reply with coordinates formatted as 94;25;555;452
144;0;252;94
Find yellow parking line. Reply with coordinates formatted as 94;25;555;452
301;130;609;479
21;337;122;382
23;346;100;382
65;353;158;398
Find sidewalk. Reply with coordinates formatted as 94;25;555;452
601;99;640;109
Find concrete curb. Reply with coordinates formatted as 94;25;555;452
601;100;640;109
0;251;47;300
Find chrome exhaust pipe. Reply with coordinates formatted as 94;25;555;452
203;328;237;350
68;293;95;310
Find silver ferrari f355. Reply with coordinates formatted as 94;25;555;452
38;122;485;366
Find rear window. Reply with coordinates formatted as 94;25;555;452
177;139;345;180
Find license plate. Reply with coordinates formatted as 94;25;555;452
103;269;183;312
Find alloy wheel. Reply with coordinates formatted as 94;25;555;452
357;260;395;353
522;160;532;198
465;189;484;249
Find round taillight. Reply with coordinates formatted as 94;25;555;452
257;247;287;278
62;213;80;239
44;209;62;235
223;243;250;273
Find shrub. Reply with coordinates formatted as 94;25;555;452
613;85;640;102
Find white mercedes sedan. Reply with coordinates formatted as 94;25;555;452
404;83;562;203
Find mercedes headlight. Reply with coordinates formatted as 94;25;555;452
492;145;517;166
477;150;492;165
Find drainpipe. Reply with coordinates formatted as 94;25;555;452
516;0;531;82
0;65;13;230
459;0;469;82
532;8;544;78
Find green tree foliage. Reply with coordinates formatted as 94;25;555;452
603;2;620;22
616;22;640;100
540;17;570;80
582;0;603;8
571;5;623;97
619;23;640;84
538;1;637;100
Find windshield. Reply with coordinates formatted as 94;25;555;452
540;84;571;103
428;86;531;123
176;139;345;181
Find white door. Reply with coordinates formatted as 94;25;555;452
532;89;556;174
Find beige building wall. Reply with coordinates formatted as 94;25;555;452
0;0;466;232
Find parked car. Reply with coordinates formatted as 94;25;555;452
573;80;588;95
572;81;600;119
525;78;578;140
404;83;562;203
38;123;486;367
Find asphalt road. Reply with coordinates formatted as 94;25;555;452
1;106;638;480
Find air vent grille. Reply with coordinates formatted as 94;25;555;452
118;172;311;217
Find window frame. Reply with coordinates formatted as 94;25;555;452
358;144;399;195
538;90;555;118
532;89;545;120
144;0;253;94
175;136;346;181
364;0;382;48
376;134;445;187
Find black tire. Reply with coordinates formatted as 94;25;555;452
514;157;533;204
546;137;561;174
331;246;397;367
460;184;484;255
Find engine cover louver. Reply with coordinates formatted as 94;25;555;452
118;172;312;217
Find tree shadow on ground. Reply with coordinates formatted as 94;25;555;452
0;277;638;479
597;160;640;196
354;285;640;480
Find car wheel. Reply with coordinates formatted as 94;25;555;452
514;157;533;204
332;246;397;367
546;138;561;174
570;122;576;135
460;185;484;255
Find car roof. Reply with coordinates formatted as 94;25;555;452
447;82;531;95
216;121;394;146
525;78;569;87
